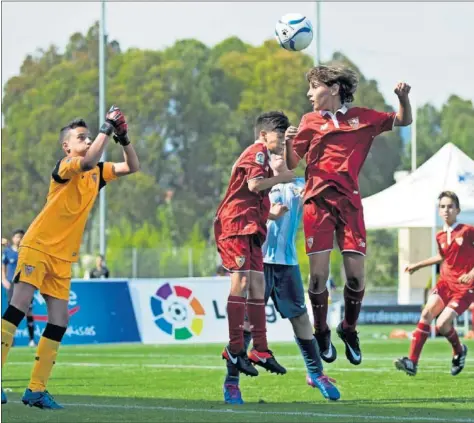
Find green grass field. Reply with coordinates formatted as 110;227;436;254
1;326;473;423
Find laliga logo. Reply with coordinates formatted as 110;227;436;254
150;283;205;340
32;291;80;322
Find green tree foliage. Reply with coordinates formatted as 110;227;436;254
4;24;467;282
402;96;474;169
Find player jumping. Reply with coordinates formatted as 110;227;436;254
2;229;36;347
1;106;139;408
223;153;340;404
215;111;294;378
394;191;473;376
285;65;412;365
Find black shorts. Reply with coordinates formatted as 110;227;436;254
264;263;306;319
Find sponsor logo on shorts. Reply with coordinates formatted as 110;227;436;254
450;301;459;308
348;117;360;129
306;237;314;249
359;240;366;248
24;265;35;276
455;237;463;246
235;256;246;268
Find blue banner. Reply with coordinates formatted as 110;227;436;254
1;280;140;345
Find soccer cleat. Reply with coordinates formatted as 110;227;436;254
314;330;337;363
306;373;341;401
223;383;244;404
336;322;362;365
248;349;286;374
222;347;258;377
1;388;7;404
451;344;468;376
394;357;417;376
21;389;63;410
28;340;36;348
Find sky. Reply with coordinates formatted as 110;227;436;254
2;2;474;109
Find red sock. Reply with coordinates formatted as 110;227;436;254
308;289;329;333
442;327;463;355
342;285;365;331
246;299;268;352
227;296;246;354
409;322;430;364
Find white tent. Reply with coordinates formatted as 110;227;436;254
363;143;474;229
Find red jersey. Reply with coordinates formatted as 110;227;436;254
214;142;272;243
436;223;474;288
293;105;396;206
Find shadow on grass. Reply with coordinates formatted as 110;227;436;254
2;394;473;423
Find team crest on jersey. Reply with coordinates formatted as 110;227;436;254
320;123;329;131
306;237;314;248
255;152;265;165
348;117;359;129
455;237;463;246
441;243;446;249
24;265;35;276
92;174;97;183
235;256;246;268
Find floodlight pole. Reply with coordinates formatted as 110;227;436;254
315;1;321;65
99;0;107;257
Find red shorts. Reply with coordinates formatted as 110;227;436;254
303;189;366;255
216;235;263;272
432;280;474;315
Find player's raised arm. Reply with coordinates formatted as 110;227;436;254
80;105;127;171
405;254;444;274
248;171;294;193
393;82;413;127
109;117;140;177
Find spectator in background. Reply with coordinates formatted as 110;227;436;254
89;255;110;279
2;229;36;347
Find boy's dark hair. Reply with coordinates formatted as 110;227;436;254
438;191;460;209
254;111;290;139
12;229;25;237
59;118;88;144
306;65;359;104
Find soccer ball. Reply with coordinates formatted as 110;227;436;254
275;13;313;51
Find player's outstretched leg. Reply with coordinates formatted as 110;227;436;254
337;284;364;366
292;318;340;400
223;294;258;377
22;321;67;410
308;289;337;363
247;297;286;374
436;307;469;376
223;330;252;404
451;344;468;376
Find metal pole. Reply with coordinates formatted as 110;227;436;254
411;99;417;172
315;1;321;65
99;0;107;256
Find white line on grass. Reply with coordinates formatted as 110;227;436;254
10;400;474;422
10;352;474;363
8;361;474;374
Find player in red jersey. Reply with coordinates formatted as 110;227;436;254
285;65;412;365
215;111;295;376
395;191;473;376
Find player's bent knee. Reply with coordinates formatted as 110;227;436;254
309;272;329;292
345;275;364;291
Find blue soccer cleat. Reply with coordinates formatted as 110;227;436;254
21;389;63;410
223;383;244;405
1;388;7;404
306;373;341;401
